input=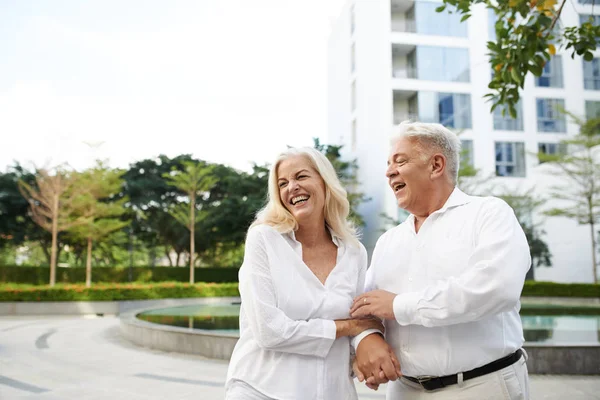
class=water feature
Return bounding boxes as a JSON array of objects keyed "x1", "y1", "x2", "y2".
[{"x1": 136, "y1": 304, "x2": 600, "y2": 345}]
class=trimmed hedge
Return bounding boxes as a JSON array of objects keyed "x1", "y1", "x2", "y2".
[
  {"x1": 521, "y1": 281, "x2": 600, "y2": 298},
  {"x1": 0, "y1": 266, "x2": 239, "y2": 285},
  {"x1": 0, "y1": 282, "x2": 239, "y2": 302}
]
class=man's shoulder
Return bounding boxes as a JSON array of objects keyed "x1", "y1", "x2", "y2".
[
  {"x1": 459, "y1": 193, "x2": 511, "y2": 212},
  {"x1": 377, "y1": 221, "x2": 410, "y2": 244}
]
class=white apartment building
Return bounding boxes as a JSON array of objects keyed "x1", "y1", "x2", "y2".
[{"x1": 327, "y1": 0, "x2": 600, "y2": 282}]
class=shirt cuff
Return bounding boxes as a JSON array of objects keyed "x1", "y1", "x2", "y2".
[
  {"x1": 393, "y1": 292, "x2": 421, "y2": 326},
  {"x1": 350, "y1": 329, "x2": 382, "y2": 350}
]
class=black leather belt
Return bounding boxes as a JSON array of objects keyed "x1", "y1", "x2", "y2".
[{"x1": 403, "y1": 349, "x2": 523, "y2": 391}]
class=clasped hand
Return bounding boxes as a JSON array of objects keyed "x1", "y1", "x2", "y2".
[{"x1": 350, "y1": 290, "x2": 401, "y2": 390}]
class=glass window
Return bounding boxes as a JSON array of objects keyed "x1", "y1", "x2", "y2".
[
  {"x1": 580, "y1": 14, "x2": 600, "y2": 26},
  {"x1": 578, "y1": 0, "x2": 596, "y2": 4},
  {"x1": 495, "y1": 142, "x2": 526, "y2": 177},
  {"x1": 583, "y1": 58, "x2": 600, "y2": 90},
  {"x1": 413, "y1": 2, "x2": 467, "y2": 37},
  {"x1": 586, "y1": 101, "x2": 600, "y2": 119},
  {"x1": 538, "y1": 142, "x2": 567, "y2": 163},
  {"x1": 439, "y1": 93, "x2": 472, "y2": 129},
  {"x1": 536, "y1": 98, "x2": 566, "y2": 132},
  {"x1": 409, "y1": 92, "x2": 472, "y2": 129},
  {"x1": 411, "y1": 46, "x2": 470, "y2": 82},
  {"x1": 493, "y1": 101, "x2": 524, "y2": 131},
  {"x1": 461, "y1": 139, "x2": 474, "y2": 167},
  {"x1": 536, "y1": 56, "x2": 563, "y2": 88}
]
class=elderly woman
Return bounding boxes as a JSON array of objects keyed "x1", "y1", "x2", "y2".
[{"x1": 225, "y1": 147, "x2": 389, "y2": 400}]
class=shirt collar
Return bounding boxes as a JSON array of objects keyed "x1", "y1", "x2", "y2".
[
  {"x1": 404, "y1": 187, "x2": 472, "y2": 225},
  {"x1": 435, "y1": 187, "x2": 472, "y2": 214}
]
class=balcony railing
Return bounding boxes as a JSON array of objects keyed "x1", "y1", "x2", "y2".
[
  {"x1": 392, "y1": 67, "x2": 417, "y2": 79},
  {"x1": 394, "y1": 113, "x2": 472, "y2": 129},
  {"x1": 393, "y1": 113, "x2": 421, "y2": 124},
  {"x1": 391, "y1": 19, "x2": 417, "y2": 33}
]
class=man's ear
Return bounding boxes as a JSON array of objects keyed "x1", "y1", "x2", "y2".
[{"x1": 430, "y1": 153, "x2": 446, "y2": 180}]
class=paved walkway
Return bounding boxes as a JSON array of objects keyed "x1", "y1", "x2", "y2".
[{"x1": 1, "y1": 316, "x2": 599, "y2": 400}]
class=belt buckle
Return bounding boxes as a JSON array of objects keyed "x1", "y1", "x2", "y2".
[
  {"x1": 416, "y1": 375, "x2": 435, "y2": 384},
  {"x1": 416, "y1": 375, "x2": 445, "y2": 391}
]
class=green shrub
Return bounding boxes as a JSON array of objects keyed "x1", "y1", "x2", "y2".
[
  {"x1": 522, "y1": 281, "x2": 600, "y2": 298},
  {"x1": 0, "y1": 282, "x2": 239, "y2": 302},
  {"x1": 0, "y1": 266, "x2": 239, "y2": 285}
]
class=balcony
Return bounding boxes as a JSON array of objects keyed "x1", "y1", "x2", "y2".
[
  {"x1": 393, "y1": 90, "x2": 473, "y2": 129},
  {"x1": 391, "y1": 44, "x2": 470, "y2": 83},
  {"x1": 390, "y1": 0, "x2": 467, "y2": 37}
]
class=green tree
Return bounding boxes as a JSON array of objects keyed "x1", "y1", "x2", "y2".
[
  {"x1": 18, "y1": 167, "x2": 89, "y2": 285},
  {"x1": 312, "y1": 138, "x2": 369, "y2": 226},
  {"x1": 438, "y1": 0, "x2": 600, "y2": 116},
  {"x1": 121, "y1": 155, "x2": 196, "y2": 266},
  {"x1": 539, "y1": 115, "x2": 600, "y2": 283},
  {"x1": 496, "y1": 188, "x2": 552, "y2": 279},
  {"x1": 69, "y1": 162, "x2": 130, "y2": 287},
  {"x1": 163, "y1": 161, "x2": 217, "y2": 283}
]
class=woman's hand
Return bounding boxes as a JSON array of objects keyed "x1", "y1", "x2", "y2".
[{"x1": 334, "y1": 317, "x2": 384, "y2": 338}]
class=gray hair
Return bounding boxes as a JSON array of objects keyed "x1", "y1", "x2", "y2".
[{"x1": 390, "y1": 121, "x2": 461, "y2": 184}]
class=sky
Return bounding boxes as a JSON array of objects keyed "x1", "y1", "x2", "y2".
[{"x1": 0, "y1": 0, "x2": 346, "y2": 173}]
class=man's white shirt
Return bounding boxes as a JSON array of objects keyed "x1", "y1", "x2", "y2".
[
  {"x1": 354, "y1": 188, "x2": 531, "y2": 379},
  {"x1": 226, "y1": 224, "x2": 367, "y2": 400}
]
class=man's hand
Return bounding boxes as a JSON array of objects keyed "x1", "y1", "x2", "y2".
[
  {"x1": 352, "y1": 357, "x2": 380, "y2": 391},
  {"x1": 355, "y1": 333, "x2": 401, "y2": 385},
  {"x1": 351, "y1": 290, "x2": 397, "y2": 320}
]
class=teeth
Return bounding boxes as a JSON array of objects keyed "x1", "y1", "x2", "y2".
[
  {"x1": 291, "y1": 195, "x2": 309, "y2": 205},
  {"x1": 394, "y1": 183, "x2": 405, "y2": 191}
]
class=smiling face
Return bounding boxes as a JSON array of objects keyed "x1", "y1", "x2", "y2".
[
  {"x1": 386, "y1": 136, "x2": 436, "y2": 213},
  {"x1": 276, "y1": 155, "x2": 327, "y2": 225}
]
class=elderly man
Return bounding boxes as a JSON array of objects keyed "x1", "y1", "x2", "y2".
[{"x1": 350, "y1": 121, "x2": 531, "y2": 399}]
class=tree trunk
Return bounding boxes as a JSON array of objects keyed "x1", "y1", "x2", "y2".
[
  {"x1": 86, "y1": 236, "x2": 93, "y2": 288},
  {"x1": 164, "y1": 247, "x2": 173, "y2": 267},
  {"x1": 189, "y1": 192, "x2": 195, "y2": 284},
  {"x1": 175, "y1": 252, "x2": 181, "y2": 267},
  {"x1": 591, "y1": 221, "x2": 598, "y2": 283},
  {"x1": 49, "y1": 194, "x2": 59, "y2": 286}
]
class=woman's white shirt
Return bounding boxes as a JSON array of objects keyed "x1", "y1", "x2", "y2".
[{"x1": 225, "y1": 224, "x2": 367, "y2": 400}]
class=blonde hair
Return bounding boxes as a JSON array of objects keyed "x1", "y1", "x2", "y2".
[
  {"x1": 391, "y1": 121, "x2": 461, "y2": 184},
  {"x1": 251, "y1": 147, "x2": 360, "y2": 247}
]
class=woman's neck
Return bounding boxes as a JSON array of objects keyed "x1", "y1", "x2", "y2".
[{"x1": 295, "y1": 220, "x2": 330, "y2": 247}]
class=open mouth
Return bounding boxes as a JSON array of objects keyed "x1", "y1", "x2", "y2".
[
  {"x1": 291, "y1": 195, "x2": 310, "y2": 205},
  {"x1": 393, "y1": 183, "x2": 406, "y2": 192}
]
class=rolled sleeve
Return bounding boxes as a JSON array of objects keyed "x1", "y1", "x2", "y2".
[{"x1": 393, "y1": 292, "x2": 422, "y2": 326}]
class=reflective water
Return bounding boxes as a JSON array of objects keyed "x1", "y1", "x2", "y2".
[
  {"x1": 521, "y1": 315, "x2": 600, "y2": 344},
  {"x1": 136, "y1": 304, "x2": 241, "y2": 335},
  {"x1": 137, "y1": 304, "x2": 600, "y2": 344}
]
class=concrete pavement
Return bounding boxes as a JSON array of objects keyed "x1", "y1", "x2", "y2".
[{"x1": 1, "y1": 316, "x2": 599, "y2": 400}]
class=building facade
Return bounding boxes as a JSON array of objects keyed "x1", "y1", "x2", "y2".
[{"x1": 327, "y1": 0, "x2": 600, "y2": 282}]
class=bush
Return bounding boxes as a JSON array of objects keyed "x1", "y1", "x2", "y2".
[
  {"x1": 0, "y1": 282, "x2": 239, "y2": 302},
  {"x1": 0, "y1": 266, "x2": 239, "y2": 285},
  {"x1": 522, "y1": 281, "x2": 600, "y2": 298}
]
